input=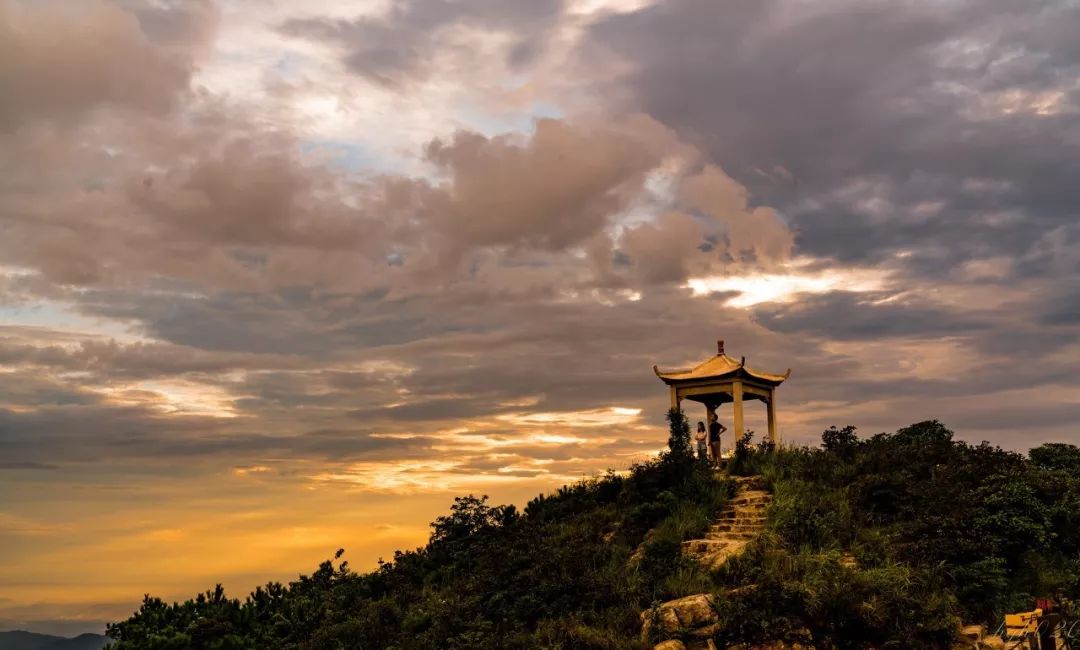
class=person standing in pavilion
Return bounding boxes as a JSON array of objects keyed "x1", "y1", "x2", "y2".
[
  {"x1": 708, "y1": 412, "x2": 727, "y2": 465},
  {"x1": 695, "y1": 421, "x2": 708, "y2": 461}
]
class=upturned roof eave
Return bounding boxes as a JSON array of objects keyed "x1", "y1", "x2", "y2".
[{"x1": 653, "y1": 357, "x2": 791, "y2": 386}]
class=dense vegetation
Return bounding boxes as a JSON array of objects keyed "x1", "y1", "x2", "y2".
[
  {"x1": 107, "y1": 411, "x2": 727, "y2": 649},
  {"x1": 108, "y1": 415, "x2": 1080, "y2": 649},
  {"x1": 713, "y1": 422, "x2": 1080, "y2": 648}
]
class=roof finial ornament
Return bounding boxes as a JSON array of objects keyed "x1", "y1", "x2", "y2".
[{"x1": 717, "y1": 339, "x2": 725, "y2": 355}]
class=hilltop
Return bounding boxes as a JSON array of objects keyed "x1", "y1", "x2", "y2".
[
  {"x1": 0, "y1": 631, "x2": 108, "y2": 650},
  {"x1": 105, "y1": 413, "x2": 1080, "y2": 649}
]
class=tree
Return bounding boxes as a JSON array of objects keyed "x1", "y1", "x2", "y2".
[
  {"x1": 665, "y1": 407, "x2": 693, "y2": 461},
  {"x1": 430, "y1": 494, "x2": 519, "y2": 545},
  {"x1": 822, "y1": 425, "x2": 859, "y2": 457},
  {"x1": 1030, "y1": 443, "x2": 1080, "y2": 474}
]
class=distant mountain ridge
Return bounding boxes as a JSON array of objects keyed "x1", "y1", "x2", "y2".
[{"x1": 0, "y1": 630, "x2": 108, "y2": 650}]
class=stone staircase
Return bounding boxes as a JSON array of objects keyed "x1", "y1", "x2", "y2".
[
  {"x1": 681, "y1": 475, "x2": 771, "y2": 570},
  {"x1": 642, "y1": 475, "x2": 773, "y2": 650}
]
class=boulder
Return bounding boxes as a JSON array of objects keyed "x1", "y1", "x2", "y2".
[
  {"x1": 952, "y1": 624, "x2": 984, "y2": 649},
  {"x1": 980, "y1": 636, "x2": 1005, "y2": 650},
  {"x1": 641, "y1": 594, "x2": 719, "y2": 640}
]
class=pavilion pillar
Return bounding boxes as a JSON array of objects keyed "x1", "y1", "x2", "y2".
[
  {"x1": 732, "y1": 380, "x2": 744, "y2": 440},
  {"x1": 767, "y1": 388, "x2": 778, "y2": 446},
  {"x1": 670, "y1": 386, "x2": 680, "y2": 411}
]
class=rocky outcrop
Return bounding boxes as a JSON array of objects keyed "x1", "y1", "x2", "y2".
[
  {"x1": 640, "y1": 593, "x2": 724, "y2": 650},
  {"x1": 641, "y1": 594, "x2": 720, "y2": 641},
  {"x1": 953, "y1": 624, "x2": 1006, "y2": 650},
  {"x1": 981, "y1": 637, "x2": 1006, "y2": 650},
  {"x1": 681, "y1": 475, "x2": 771, "y2": 570}
]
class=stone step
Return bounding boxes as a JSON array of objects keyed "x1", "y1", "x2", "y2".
[
  {"x1": 713, "y1": 522, "x2": 766, "y2": 531},
  {"x1": 705, "y1": 530, "x2": 757, "y2": 541},
  {"x1": 723, "y1": 499, "x2": 769, "y2": 508},
  {"x1": 733, "y1": 476, "x2": 765, "y2": 490},
  {"x1": 712, "y1": 518, "x2": 764, "y2": 529},
  {"x1": 725, "y1": 496, "x2": 768, "y2": 505},
  {"x1": 727, "y1": 505, "x2": 769, "y2": 514},
  {"x1": 681, "y1": 538, "x2": 735, "y2": 555},
  {"x1": 717, "y1": 505, "x2": 768, "y2": 516},
  {"x1": 730, "y1": 496, "x2": 771, "y2": 506},
  {"x1": 715, "y1": 515, "x2": 765, "y2": 525},
  {"x1": 717, "y1": 513, "x2": 766, "y2": 521},
  {"x1": 737, "y1": 489, "x2": 771, "y2": 499},
  {"x1": 708, "y1": 531, "x2": 768, "y2": 542},
  {"x1": 724, "y1": 506, "x2": 769, "y2": 515},
  {"x1": 716, "y1": 507, "x2": 767, "y2": 518}
]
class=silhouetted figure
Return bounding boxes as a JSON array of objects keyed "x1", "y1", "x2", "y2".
[{"x1": 708, "y1": 413, "x2": 727, "y2": 465}]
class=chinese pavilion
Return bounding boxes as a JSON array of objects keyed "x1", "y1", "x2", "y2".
[{"x1": 654, "y1": 339, "x2": 791, "y2": 445}]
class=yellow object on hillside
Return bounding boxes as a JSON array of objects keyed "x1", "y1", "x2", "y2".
[{"x1": 1004, "y1": 609, "x2": 1042, "y2": 649}]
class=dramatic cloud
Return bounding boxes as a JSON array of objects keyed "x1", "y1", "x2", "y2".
[
  {"x1": 0, "y1": 0, "x2": 215, "y2": 128},
  {"x1": 1, "y1": 0, "x2": 1078, "y2": 637},
  {"x1": 421, "y1": 117, "x2": 665, "y2": 251},
  {"x1": 585, "y1": 0, "x2": 1080, "y2": 272},
  {"x1": 281, "y1": 0, "x2": 562, "y2": 87}
]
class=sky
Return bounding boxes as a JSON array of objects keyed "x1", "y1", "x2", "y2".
[{"x1": 1, "y1": 0, "x2": 1079, "y2": 637}]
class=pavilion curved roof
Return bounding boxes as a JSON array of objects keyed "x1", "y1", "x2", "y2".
[{"x1": 653, "y1": 342, "x2": 791, "y2": 386}]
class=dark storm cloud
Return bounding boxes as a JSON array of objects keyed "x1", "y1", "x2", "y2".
[
  {"x1": 0, "y1": 396, "x2": 431, "y2": 465},
  {"x1": 939, "y1": 401, "x2": 1080, "y2": 433},
  {"x1": 74, "y1": 288, "x2": 478, "y2": 355},
  {"x1": 584, "y1": 0, "x2": 1080, "y2": 273},
  {"x1": 752, "y1": 291, "x2": 990, "y2": 340},
  {"x1": 0, "y1": 461, "x2": 59, "y2": 471},
  {"x1": 0, "y1": 328, "x2": 310, "y2": 380},
  {"x1": 0, "y1": 369, "x2": 100, "y2": 408},
  {"x1": 281, "y1": 0, "x2": 562, "y2": 87},
  {"x1": 1039, "y1": 287, "x2": 1080, "y2": 326}
]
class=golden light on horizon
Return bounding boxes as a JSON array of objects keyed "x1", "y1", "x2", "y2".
[
  {"x1": 686, "y1": 263, "x2": 890, "y2": 308},
  {"x1": 306, "y1": 459, "x2": 585, "y2": 493},
  {"x1": 93, "y1": 380, "x2": 242, "y2": 418},
  {"x1": 496, "y1": 406, "x2": 643, "y2": 427}
]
